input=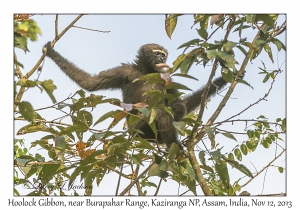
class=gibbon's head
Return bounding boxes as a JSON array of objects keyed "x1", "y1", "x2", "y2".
[{"x1": 135, "y1": 44, "x2": 168, "y2": 73}]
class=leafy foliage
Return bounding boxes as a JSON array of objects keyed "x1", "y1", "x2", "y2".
[{"x1": 14, "y1": 14, "x2": 286, "y2": 196}]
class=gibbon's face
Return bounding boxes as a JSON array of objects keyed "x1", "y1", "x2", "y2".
[
  {"x1": 137, "y1": 44, "x2": 168, "y2": 72},
  {"x1": 152, "y1": 49, "x2": 167, "y2": 65}
]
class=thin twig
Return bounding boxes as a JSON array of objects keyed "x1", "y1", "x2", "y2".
[
  {"x1": 154, "y1": 178, "x2": 162, "y2": 196},
  {"x1": 55, "y1": 15, "x2": 58, "y2": 37},
  {"x1": 115, "y1": 163, "x2": 123, "y2": 195},
  {"x1": 240, "y1": 149, "x2": 285, "y2": 188},
  {"x1": 73, "y1": 25, "x2": 110, "y2": 33},
  {"x1": 119, "y1": 163, "x2": 154, "y2": 196},
  {"x1": 226, "y1": 73, "x2": 279, "y2": 123},
  {"x1": 14, "y1": 117, "x2": 104, "y2": 134}
]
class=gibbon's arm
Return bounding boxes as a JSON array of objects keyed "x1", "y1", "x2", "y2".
[
  {"x1": 44, "y1": 43, "x2": 131, "y2": 91},
  {"x1": 182, "y1": 77, "x2": 228, "y2": 115}
]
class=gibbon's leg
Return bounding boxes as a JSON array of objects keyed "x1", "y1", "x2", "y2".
[
  {"x1": 171, "y1": 103, "x2": 187, "y2": 121},
  {"x1": 155, "y1": 109, "x2": 183, "y2": 150},
  {"x1": 131, "y1": 110, "x2": 183, "y2": 150},
  {"x1": 132, "y1": 119, "x2": 155, "y2": 141}
]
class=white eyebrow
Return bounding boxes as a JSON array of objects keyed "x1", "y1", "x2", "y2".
[{"x1": 152, "y1": 49, "x2": 167, "y2": 54}]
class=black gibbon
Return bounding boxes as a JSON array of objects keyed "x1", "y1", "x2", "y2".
[{"x1": 43, "y1": 42, "x2": 232, "y2": 150}]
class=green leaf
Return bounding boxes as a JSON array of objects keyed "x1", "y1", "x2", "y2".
[
  {"x1": 112, "y1": 136, "x2": 127, "y2": 144},
  {"x1": 204, "y1": 126, "x2": 215, "y2": 148},
  {"x1": 222, "y1": 68, "x2": 234, "y2": 83},
  {"x1": 137, "y1": 107, "x2": 150, "y2": 117},
  {"x1": 159, "y1": 160, "x2": 168, "y2": 171},
  {"x1": 148, "y1": 163, "x2": 169, "y2": 178},
  {"x1": 48, "y1": 149, "x2": 56, "y2": 160},
  {"x1": 179, "y1": 56, "x2": 195, "y2": 74},
  {"x1": 262, "y1": 139, "x2": 271, "y2": 148},
  {"x1": 197, "y1": 28, "x2": 208, "y2": 40},
  {"x1": 54, "y1": 136, "x2": 66, "y2": 150},
  {"x1": 168, "y1": 143, "x2": 180, "y2": 159},
  {"x1": 263, "y1": 73, "x2": 271, "y2": 83},
  {"x1": 171, "y1": 73, "x2": 198, "y2": 81},
  {"x1": 40, "y1": 80, "x2": 57, "y2": 104},
  {"x1": 240, "y1": 144, "x2": 248, "y2": 155},
  {"x1": 237, "y1": 79, "x2": 254, "y2": 89},
  {"x1": 185, "y1": 163, "x2": 195, "y2": 180},
  {"x1": 94, "y1": 110, "x2": 119, "y2": 127},
  {"x1": 247, "y1": 130, "x2": 254, "y2": 138},
  {"x1": 131, "y1": 155, "x2": 143, "y2": 166},
  {"x1": 228, "y1": 187, "x2": 234, "y2": 195},
  {"x1": 264, "y1": 44, "x2": 274, "y2": 63},
  {"x1": 108, "y1": 111, "x2": 128, "y2": 129},
  {"x1": 149, "y1": 108, "x2": 157, "y2": 125},
  {"x1": 134, "y1": 137, "x2": 154, "y2": 150},
  {"x1": 18, "y1": 101, "x2": 36, "y2": 123},
  {"x1": 234, "y1": 163, "x2": 253, "y2": 178},
  {"x1": 246, "y1": 14, "x2": 256, "y2": 25},
  {"x1": 221, "y1": 132, "x2": 237, "y2": 141},
  {"x1": 186, "y1": 179, "x2": 197, "y2": 195},
  {"x1": 148, "y1": 163, "x2": 159, "y2": 175},
  {"x1": 38, "y1": 164, "x2": 61, "y2": 182},
  {"x1": 77, "y1": 89, "x2": 86, "y2": 98},
  {"x1": 210, "y1": 149, "x2": 222, "y2": 162},
  {"x1": 172, "y1": 121, "x2": 186, "y2": 135},
  {"x1": 69, "y1": 166, "x2": 84, "y2": 188},
  {"x1": 246, "y1": 139, "x2": 259, "y2": 152},
  {"x1": 14, "y1": 35, "x2": 29, "y2": 52},
  {"x1": 135, "y1": 73, "x2": 165, "y2": 84},
  {"x1": 154, "y1": 154, "x2": 163, "y2": 164},
  {"x1": 165, "y1": 82, "x2": 192, "y2": 91},
  {"x1": 128, "y1": 115, "x2": 141, "y2": 127},
  {"x1": 80, "y1": 150, "x2": 106, "y2": 166},
  {"x1": 228, "y1": 153, "x2": 235, "y2": 161},
  {"x1": 215, "y1": 161, "x2": 230, "y2": 188},
  {"x1": 77, "y1": 110, "x2": 93, "y2": 127},
  {"x1": 199, "y1": 165, "x2": 214, "y2": 173},
  {"x1": 255, "y1": 130, "x2": 261, "y2": 139},
  {"x1": 157, "y1": 104, "x2": 174, "y2": 118},
  {"x1": 236, "y1": 45, "x2": 247, "y2": 56},
  {"x1": 223, "y1": 41, "x2": 237, "y2": 52},
  {"x1": 15, "y1": 156, "x2": 35, "y2": 166},
  {"x1": 16, "y1": 79, "x2": 37, "y2": 87},
  {"x1": 149, "y1": 121, "x2": 157, "y2": 138},
  {"x1": 206, "y1": 49, "x2": 217, "y2": 59},
  {"x1": 70, "y1": 98, "x2": 84, "y2": 111},
  {"x1": 23, "y1": 165, "x2": 38, "y2": 178},
  {"x1": 217, "y1": 51, "x2": 235, "y2": 68},
  {"x1": 198, "y1": 151, "x2": 205, "y2": 165},
  {"x1": 143, "y1": 89, "x2": 163, "y2": 97},
  {"x1": 59, "y1": 123, "x2": 88, "y2": 135},
  {"x1": 165, "y1": 15, "x2": 178, "y2": 39},
  {"x1": 81, "y1": 165, "x2": 94, "y2": 180},
  {"x1": 177, "y1": 39, "x2": 201, "y2": 49},
  {"x1": 266, "y1": 136, "x2": 272, "y2": 144},
  {"x1": 234, "y1": 148, "x2": 242, "y2": 161},
  {"x1": 172, "y1": 54, "x2": 185, "y2": 71},
  {"x1": 271, "y1": 38, "x2": 286, "y2": 51},
  {"x1": 255, "y1": 14, "x2": 276, "y2": 28},
  {"x1": 199, "y1": 14, "x2": 210, "y2": 30},
  {"x1": 278, "y1": 167, "x2": 284, "y2": 173},
  {"x1": 85, "y1": 171, "x2": 96, "y2": 195}
]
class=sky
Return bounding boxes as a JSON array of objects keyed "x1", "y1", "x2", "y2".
[{"x1": 12, "y1": 14, "x2": 287, "y2": 196}]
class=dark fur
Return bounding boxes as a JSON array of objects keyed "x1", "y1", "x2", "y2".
[{"x1": 44, "y1": 42, "x2": 228, "y2": 149}]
